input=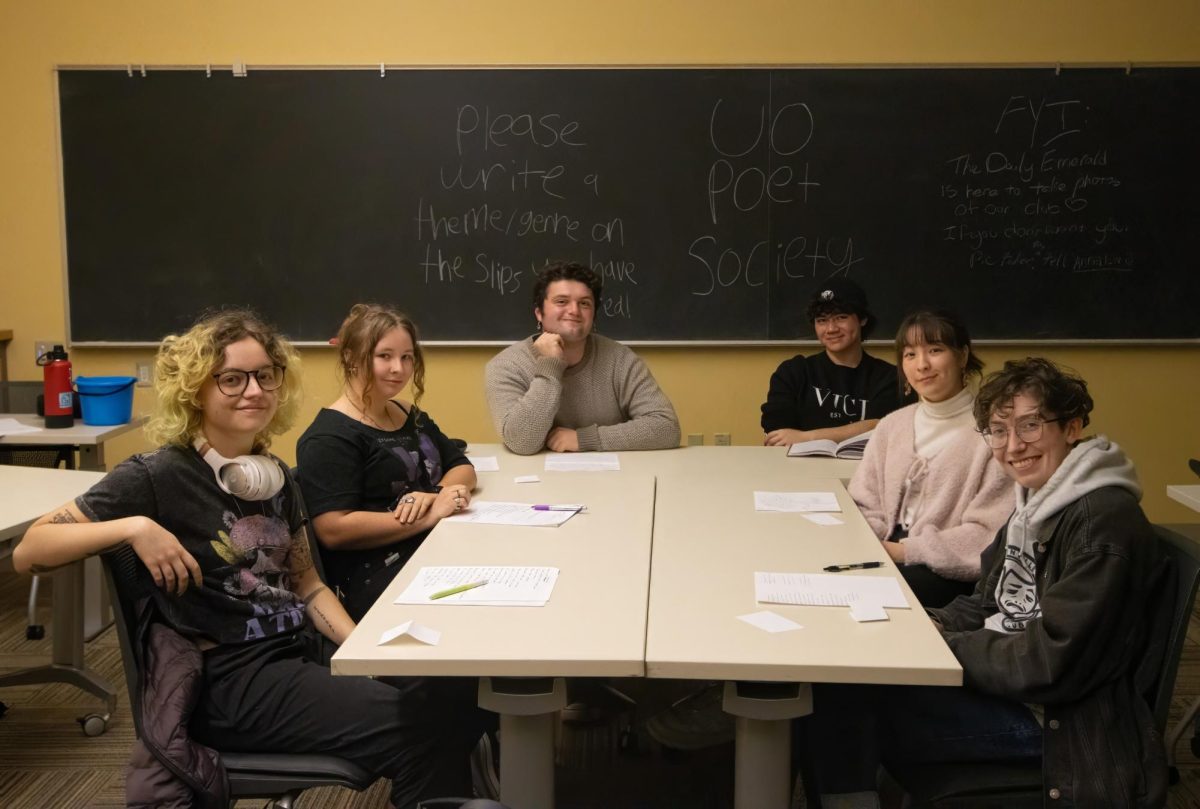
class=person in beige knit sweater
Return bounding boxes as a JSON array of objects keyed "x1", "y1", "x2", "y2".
[
  {"x1": 849, "y1": 310, "x2": 1014, "y2": 607},
  {"x1": 484, "y1": 261, "x2": 680, "y2": 455}
]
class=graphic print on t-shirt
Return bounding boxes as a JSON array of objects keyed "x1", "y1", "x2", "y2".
[
  {"x1": 210, "y1": 509, "x2": 305, "y2": 640},
  {"x1": 985, "y1": 544, "x2": 1041, "y2": 634},
  {"x1": 812, "y1": 386, "x2": 870, "y2": 421},
  {"x1": 388, "y1": 432, "x2": 444, "y2": 501}
]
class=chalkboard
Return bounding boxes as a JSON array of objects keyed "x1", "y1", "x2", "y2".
[{"x1": 57, "y1": 66, "x2": 1200, "y2": 343}]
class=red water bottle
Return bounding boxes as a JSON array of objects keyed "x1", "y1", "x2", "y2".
[{"x1": 39, "y1": 344, "x2": 74, "y2": 428}]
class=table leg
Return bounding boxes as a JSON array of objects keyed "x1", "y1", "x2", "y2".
[
  {"x1": 0, "y1": 561, "x2": 117, "y2": 720},
  {"x1": 722, "y1": 680, "x2": 812, "y2": 809},
  {"x1": 478, "y1": 676, "x2": 567, "y2": 809},
  {"x1": 74, "y1": 446, "x2": 114, "y2": 639}
]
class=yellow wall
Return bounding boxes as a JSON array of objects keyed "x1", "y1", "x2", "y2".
[{"x1": 1, "y1": 1, "x2": 1197, "y2": 522}]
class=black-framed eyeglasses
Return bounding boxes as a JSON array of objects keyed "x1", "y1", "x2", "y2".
[
  {"x1": 979, "y1": 417, "x2": 1066, "y2": 449},
  {"x1": 211, "y1": 365, "x2": 286, "y2": 396}
]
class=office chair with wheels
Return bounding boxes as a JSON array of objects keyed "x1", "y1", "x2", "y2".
[
  {"x1": 103, "y1": 543, "x2": 375, "y2": 809},
  {"x1": 891, "y1": 524, "x2": 1200, "y2": 808}
]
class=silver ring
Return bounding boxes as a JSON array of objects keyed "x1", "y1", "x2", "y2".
[
  {"x1": 402, "y1": 496, "x2": 415, "y2": 504},
  {"x1": 454, "y1": 502, "x2": 462, "y2": 511}
]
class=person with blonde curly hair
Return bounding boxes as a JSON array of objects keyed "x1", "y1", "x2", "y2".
[
  {"x1": 297, "y1": 303, "x2": 476, "y2": 622},
  {"x1": 14, "y1": 309, "x2": 473, "y2": 808}
]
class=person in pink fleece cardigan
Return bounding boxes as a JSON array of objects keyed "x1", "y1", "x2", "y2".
[{"x1": 848, "y1": 310, "x2": 1014, "y2": 606}]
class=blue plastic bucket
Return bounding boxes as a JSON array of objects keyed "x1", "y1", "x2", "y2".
[{"x1": 75, "y1": 376, "x2": 136, "y2": 426}]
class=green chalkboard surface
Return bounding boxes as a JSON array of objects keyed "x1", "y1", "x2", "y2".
[{"x1": 57, "y1": 66, "x2": 1200, "y2": 342}]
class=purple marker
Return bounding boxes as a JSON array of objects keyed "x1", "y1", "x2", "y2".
[{"x1": 532, "y1": 504, "x2": 586, "y2": 512}]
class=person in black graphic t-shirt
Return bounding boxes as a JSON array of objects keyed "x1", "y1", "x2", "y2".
[
  {"x1": 761, "y1": 277, "x2": 911, "y2": 447},
  {"x1": 13, "y1": 310, "x2": 479, "y2": 809}
]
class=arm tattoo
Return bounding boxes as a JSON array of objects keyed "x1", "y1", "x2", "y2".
[
  {"x1": 49, "y1": 509, "x2": 78, "y2": 524},
  {"x1": 288, "y1": 528, "x2": 315, "y2": 577},
  {"x1": 311, "y1": 603, "x2": 335, "y2": 634},
  {"x1": 302, "y1": 585, "x2": 328, "y2": 606}
]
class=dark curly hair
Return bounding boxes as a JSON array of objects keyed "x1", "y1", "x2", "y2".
[
  {"x1": 973, "y1": 357, "x2": 1093, "y2": 431},
  {"x1": 531, "y1": 260, "x2": 603, "y2": 311}
]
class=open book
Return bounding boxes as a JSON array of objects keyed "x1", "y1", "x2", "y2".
[{"x1": 786, "y1": 429, "x2": 873, "y2": 460}]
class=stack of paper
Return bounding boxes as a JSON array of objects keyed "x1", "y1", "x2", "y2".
[
  {"x1": 545, "y1": 452, "x2": 620, "y2": 472},
  {"x1": 753, "y1": 572, "x2": 909, "y2": 609},
  {"x1": 395, "y1": 565, "x2": 559, "y2": 606},
  {"x1": 442, "y1": 501, "x2": 579, "y2": 527},
  {"x1": 753, "y1": 491, "x2": 842, "y2": 512}
]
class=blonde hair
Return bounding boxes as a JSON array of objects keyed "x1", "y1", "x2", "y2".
[
  {"x1": 335, "y1": 303, "x2": 425, "y2": 412},
  {"x1": 145, "y1": 309, "x2": 302, "y2": 450}
]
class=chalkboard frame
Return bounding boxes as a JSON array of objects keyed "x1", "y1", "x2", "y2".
[{"x1": 54, "y1": 62, "x2": 1200, "y2": 347}]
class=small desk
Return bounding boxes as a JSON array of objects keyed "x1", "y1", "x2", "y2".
[
  {"x1": 0, "y1": 412, "x2": 145, "y2": 638},
  {"x1": 334, "y1": 472, "x2": 657, "y2": 809},
  {"x1": 0, "y1": 464, "x2": 116, "y2": 730},
  {"x1": 1168, "y1": 485, "x2": 1200, "y2": 513},
  {"x1": 0, "y1": 412, "x2": 145, "y2": 472}
]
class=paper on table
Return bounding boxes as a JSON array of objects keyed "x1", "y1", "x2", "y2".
[
  {"x1": 849, "y1": 602, "x2": 889, "y2": 622},
  {"x1": 441, "y1": 500, "x2": 578, "y2": 526},
  {"x1": 395, "y1": 565, "x2": 559, "y2": 606},
  {"x1": 754, "y1": 572, "x2": 909, "y2": 609},
  {"x1": 469, "y1": 456, "x2": 500, "y2": 472},
  {"x1": 514, "y1": 475, "x2": 540, "y2": 484},
  {"x1": 754, "y1": 491, "x2": 842, "y2": 512},
  {"x1": 0, "y1": 418, "x2": 43, "y2": 436},
  {"x1": 738, "y1": 610, "x2": 803, "y2": 633},
  {"x1": 378, "y1": 620, "x2": 442, "y2": 645},
  {"x1": 545, "y1": 452, "x2": 620, "y2": 472},
  {"x1": 803, "y1": 513, "x2": 844, "y2": 526}
]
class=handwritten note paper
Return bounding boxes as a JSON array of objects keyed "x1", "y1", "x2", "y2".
[
  {"x1": 545, "y1": 452, "x2": 620, "y2": 472},
  {"x1": 442, "y1": 501, "x2": 578, "y2": 527},
  {"x1": 754, "y1": 572, "x2": 909, "y2": 609},
  {"x1": 395, "y1": 566, "x2": 559, "y2": 606},
  {"x1": 803, "y1": 513, "x2": 844, "y2": 526},
  {"x1": 753, "y1": 491, "x2": 842, "y2": 513}
]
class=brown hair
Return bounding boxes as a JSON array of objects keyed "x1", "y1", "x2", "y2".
[
  {"x1": 335, "y1": 303, "x2": 425, "y2": 412},
  {"x1": 974, "y1": 357, "x2": 1093, "y2": 431},
  {"x1": 894, "y1": 309, "x2": 984, "y2": 393}
]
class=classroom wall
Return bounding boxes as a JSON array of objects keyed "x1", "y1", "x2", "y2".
[{"x1": 1, "y1": 1, "x2": 1197, "y2": 522}]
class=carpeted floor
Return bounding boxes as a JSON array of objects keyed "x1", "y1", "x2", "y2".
[{"x1": 4, "y1": 565, "x2": 1200, "y2": 808}]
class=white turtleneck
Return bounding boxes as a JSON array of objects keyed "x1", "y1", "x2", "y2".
[{"x1": 901, "y1": 387, "x2": 977, "y2": 531}]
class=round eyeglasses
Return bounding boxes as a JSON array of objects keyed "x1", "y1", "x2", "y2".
[
  {"x1": 211, "y1": 365, "x2": 286, "y2": 396},
  {"x1": 980, "y1": 417, "x2": 1065, "y2": 449}
]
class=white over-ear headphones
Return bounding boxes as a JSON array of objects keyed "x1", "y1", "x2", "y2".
[{"x1": 193, "y1": 437, "x2": 285, "y2": 501}]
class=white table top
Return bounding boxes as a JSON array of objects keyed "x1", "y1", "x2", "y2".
[
  {"x1": 0, "y1": 412, "x2": 145, "y2": 446},
  {"x1": 646, "y1": 467, "x2": 961, "y2": 686},
  {"x1": 335, "y1": 443, "x2": 959, "y2": 688},
  {"x1": 1168, "y1": 485, "x2": 1200, "y2": 514},
  {"x1": 333, "y1": 472, "x2": 657, "y2": 679},
  {"x1": 0, "y1": 464, "x2": 106, "y2": 543}
]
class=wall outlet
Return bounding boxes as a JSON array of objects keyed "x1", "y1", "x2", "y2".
[
  {"x1": 34, "y1": 340, "x2": 55, "y2": 363},
  {"x1": 714, "y1": 432, "x2": 732, "y2": 446},
  {"x1": 686, "y1": 433, "x2": 704, "y2": 446},
  {"x1": 136, "y1": 362, "x2": 153, "y2": 387}
]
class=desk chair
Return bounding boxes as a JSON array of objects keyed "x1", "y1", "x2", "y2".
[
  {"x1": 890, "y1": 524, "x2": 1200, "y2": 808},
  {"x1": 102, "y1": 544, "x2": 375, "y2": 809}
]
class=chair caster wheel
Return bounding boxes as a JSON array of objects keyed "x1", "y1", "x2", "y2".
[
  {"x1": 79, "y1": 713, "x2": 109, "y2": 736},
  {"x1": 25, "y1": 625, "x2": 45, "y2": 640}
]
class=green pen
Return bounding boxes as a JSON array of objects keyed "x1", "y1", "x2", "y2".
[{"x1": 429, "y1": 579, "x2": 489, "y2": 600}]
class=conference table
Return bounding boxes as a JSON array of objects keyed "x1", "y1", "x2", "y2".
[
  {"x1": 0, "y1": 464, "x2": 115, "y2": 732},
  {"x1": 333, "y1": 444, "x2": 961, "y2": 809}
]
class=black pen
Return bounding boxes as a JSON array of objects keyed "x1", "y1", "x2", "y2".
[{"x1": 824, "y1": 561, "x2": 883, "y2": 572}]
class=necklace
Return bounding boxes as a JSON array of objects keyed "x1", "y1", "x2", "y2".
[{"x1": 346, "y1": 395, "x2": 393, "y2": 431}]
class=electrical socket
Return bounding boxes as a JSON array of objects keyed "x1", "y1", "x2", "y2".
[
  {"x1": 136, "y1": 362, "x2": 153, "y2": 387},
  {"x1": 34, "y1": 340, "x2": 55, "y2": 363},
  {"x1": 686, "y1": 433, "x2": 704, "y2": 446},
  {"x1": 714, "y1": 432, "x2": 732, "y2": 446}
]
